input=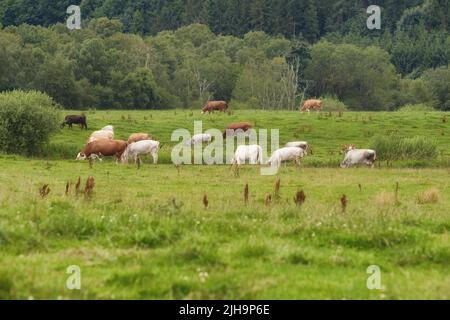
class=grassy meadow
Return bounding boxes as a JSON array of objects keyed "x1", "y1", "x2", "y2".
[
  {"x1": 46, "y1": 110, "x2": 450, "y2": 167},
  {"x1": 0, "y1": 110, "x2": 449, "y2": 299}
]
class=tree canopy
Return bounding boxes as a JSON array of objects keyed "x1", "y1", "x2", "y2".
[{"x1": 0, "y1": 0, "x2": 448, "y2": 110}]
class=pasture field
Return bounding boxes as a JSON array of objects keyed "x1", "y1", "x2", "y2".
[
  {"x1": 47, "y1": 110, "x2": 450, "y2": 167},
  {"x1": 0, "y1": 110, "x2": 449, "y2": 300}
]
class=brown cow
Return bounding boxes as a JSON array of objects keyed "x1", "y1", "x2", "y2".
[
  {"x1": 202, "y1": 101, "x2": 228, "y2": 114},
  {"x1": 223, "y1": 122, "x2": 254, "y2": 138},
  {"x1": 301, "y1": 99, "x2": 323, "y2": 112},
  {"x1": 76, "y1": 140, "x2": 128, "y2": 163},
  {"x1": 128, "y1": 133, "x2": 152, "y2": 144}
]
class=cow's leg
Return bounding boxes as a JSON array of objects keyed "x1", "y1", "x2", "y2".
[
  {"x1": 295, "y1": 157, "x2": 301, "y2": 168},
  {"x1": 152, "y1": 152, "x2": 158, "y2": 164}
]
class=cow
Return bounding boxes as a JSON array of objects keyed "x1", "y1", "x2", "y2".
[
  {"x1": 88, "y1": 130, "x2": 114, "y2": 143},
  {"x1": 231, "y1": 145, "x2": 263, "y2": 166},
  {"x1": 186, "y1": 133, "x2": 212, "y2": 146},
  {"x1": 61, "y1": 115, "x2": 88, "y2": 130},
  {"x1": 128, "y1": 133, "x2": 152, "y2": 145},
  {"x1": 340, "y1": 145, "x2": 377, "y2": 168},
  {"x1": 285, "y1": 141, "x2": 311, "y2": 155},
  {"x1": 267, "y1": 147, "x2": 307, "y2": 169},
  {"x1": 76, "y1": 140, "x2": 128, "y2": 163},
  {"x1": 202, "y1": 101, "x2": 228, "y2": 114},
  {"x1": 122, "y1": 140, "x2": 160, "y2": 165},
  {"x1": 223, "y1": 122, "x2": 254, "y2": 138},
  {"x1": 101, "y1": 125, "x2": 114, "y2": 132},
  {"x1": 301, "y1": 99, "x2": 323, "y2": 113}
]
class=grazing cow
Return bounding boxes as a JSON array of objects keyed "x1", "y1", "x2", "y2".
[
  {"x1": 102, "y1": 125, "x2": 114, "y2": 132},
  {"x1": 232, "y1": 145, "x2": 263, "y2": 166},
  {"x1": 223, "y1": 122, "x2": 254, "y2": 138},
  {"x1": 76, "y1": 140, "x2": 128, "y2": 162},
  {"x1": 186, "y1": 133, "x2": 212, "y2": 146},
  {"x1": 340, "y1": 145, "x2": 377, "y2": 168},
  {"x1": 202, "y1": 101, "x2": 228, "y2": 114},
  {"x1": 128, "y1": 133, "x2": 151, "y2": 144},
  {"x1": 301, "y1": 99, "x2": 322, "y2": 112},
  {"x1": 122, "y1": 140, "x2": 160, "y2": 165},
  {"x1": 285, "y1": 141, "x2": 311, "y2": 155},
  {"x1": 268, "y1": 147, "x2": 307, "y2": 169},
  {"x1": 88, "y1": 130, "x2": 114, "y2": 143},
  {"x1": 61, "y1": 115, "x2": 88, "y2": 130}
]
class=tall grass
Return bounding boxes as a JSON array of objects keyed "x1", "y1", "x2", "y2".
[
  {"x1": 321, "y1": 96, "x2": 348, "y2": 112},
  {"x1": 397, "y1": 104, "x2": 435, "y2": 112},
  {"x1": 371, "y1": 135, "x2": 438, "y2": 161}
]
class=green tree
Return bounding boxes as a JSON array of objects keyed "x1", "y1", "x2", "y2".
[
  {"x1": 116, "y1": 68, "x2": 159, "y2": 109},
  {"x1": 305, "y1": 41, "x2": 399, "y2": 110},
  {"x1": 422, "y1": 66, "x2": 450, "y2": 110}
]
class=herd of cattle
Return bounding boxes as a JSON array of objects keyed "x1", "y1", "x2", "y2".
[{"x1": 63, "y1": 100, "x2": 377, "y2": 169}]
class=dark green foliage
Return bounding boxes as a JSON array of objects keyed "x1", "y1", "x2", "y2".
[
  {"x1": 0, "y1": 90, "x2": 61, "y2": 156},
  {"x1": 305, "y1": 41, "x2": 399, "y2": 110},
  {"x1": 421, "y1": 66, "x2": 450, "y2": 110},
  {"x1": 0, "y1": 1, "x2": 448, "y2": 110}
]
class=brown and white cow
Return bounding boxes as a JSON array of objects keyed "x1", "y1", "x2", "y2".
[
  {"x1": 76, "y1": 140, "x2": 128, "y2": 163},
  {"x1": 128, "y1": 133, "x2": 152, "y2": 145},
  {"x1": 301, "y1": 99, "x2": 323, "y2": 113},
  {"x1": 223, "y1": 122, "x2": 254, "y2": 138},
  {"x1": 202, "y1": 101, "x2": 228, "y2": 114}
]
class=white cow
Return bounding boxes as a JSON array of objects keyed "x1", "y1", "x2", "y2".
[
  {"x1": 122, "y1": 140, "x2": 160, "y2": 165},
  {"x1": 88, "y1": 130, "x2": 114, "y2": 143},
  {"x1": 101, "y1": 125, "x2": 114, "y2": 132},
  {"x1": 285, "y1": 141, "x2": 309, "y2": 154},
  {"x1": 232, "y1": 145, "x2": 263, "y2": 166},
  {"x1": 268, "y1": 147, "x2": 307, "y2": 169},
  {"x1": 186, "y1": 134, "x2": 212, "y2": 146},
  {"x1": 341, "y1": 146, "x2": 376, "y2": 168}
]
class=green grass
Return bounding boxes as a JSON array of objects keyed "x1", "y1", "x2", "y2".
[
  {"x1": 45, "y1": 110, "x2": 450, "y2": 167},
  {"x1": 0, "y1": 110, "x2": 449, "y2": 299}
]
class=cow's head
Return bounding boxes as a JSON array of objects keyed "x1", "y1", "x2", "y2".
[
  {"x1": 76, "y1": 152, "x2": 87, "y2": 161},
  {"x1": 341, "y1": 144, "x2": 356, "y2": 154}
]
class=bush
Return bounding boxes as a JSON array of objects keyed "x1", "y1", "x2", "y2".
[
  {"x1": 397, "y1": 103, "x2": 435, "y2": 112},
  {"x1": 371, "y1": 135, "x2": 438, "y2": 161},
  {"x1": 0, "y1": 90, "x2": 60, "y2": 156},
  {"x1": 321, "y1": 96, "x2": 348, "y2": 112}
]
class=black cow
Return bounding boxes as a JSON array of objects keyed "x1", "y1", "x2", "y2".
[{"x1": 61, "y1": 115, "x2": 88, "y2": 130}]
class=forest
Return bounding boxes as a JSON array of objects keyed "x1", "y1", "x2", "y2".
[{"x1": 0, "y1": 0, "x2": 448, "y2": 110}]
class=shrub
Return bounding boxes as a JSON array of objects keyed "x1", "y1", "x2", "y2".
[
  {"x1": 371, "y1": 135, "x2": 438, "y2": 161},
  {"x1": 0, "y1": 90, "x2": 60, "y2": 156},
  {"x1": 321, "y1": 96, "x2": 348, "y2": 112},
  {"x1": 397, "y1": 103, "x2": 435, "y2": 112}
]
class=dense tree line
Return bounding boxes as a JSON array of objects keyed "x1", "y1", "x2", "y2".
[{"x1": 0, "y1": 0, "x2": 448, "y2": 110}]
